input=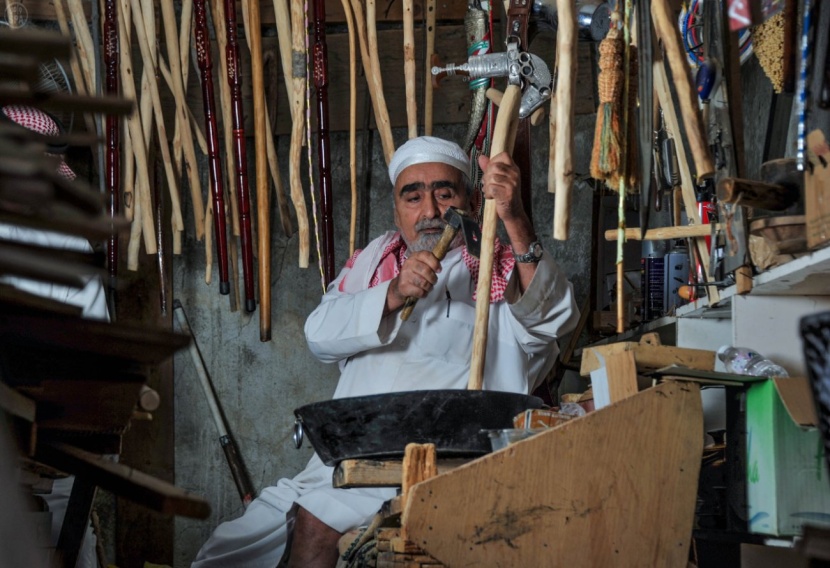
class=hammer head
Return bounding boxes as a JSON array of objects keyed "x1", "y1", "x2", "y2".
[{"x1": 443, "y1": 207, "x2": 481, "y2": 258}]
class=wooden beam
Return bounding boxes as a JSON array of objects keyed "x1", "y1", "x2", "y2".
[
  {"x1": 36, "y1": 441, "x2": 211, "y2": 519},
  {"x1": 604, "y1": 223, "x2": 722, "y2": 241},
  {"x1": 333, "y1": 457, "x2": 471, "y2": 488},
  {"x1": 580, "y1": 342, "x2": 715, "y2": 376}
]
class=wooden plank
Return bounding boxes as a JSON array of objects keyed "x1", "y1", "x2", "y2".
[
  {"x1": 0, "y1": 380, "x2": 35, "y2": 422},
  {"x1": 588, "y1": 350, "x2": 639, "y2": 407},
  {"x1": 604, "y1": 223, "x2": 722, "y2": 241},
  {"x1": 401, "y1": 443, "x2": 437, "y2": 502},
  {"x1": 580, "y1": 342, "x2": 716, "y2": 376},
  {"x1": 402, "y1": 381, "x2": 703, "y2": 567},
  {"x1": 333, "y1": 457, "x2": 471, "y2": 488},
  {"x1": 35, "y1": 441, "x2": 210, "y2": 519}
]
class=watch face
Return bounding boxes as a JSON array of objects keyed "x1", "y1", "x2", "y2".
[{"x1": 532, "y1": 243, "x2": 542, "y2": 257}]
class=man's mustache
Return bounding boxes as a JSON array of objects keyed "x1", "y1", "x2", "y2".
[{"x1": 414, "y1": 218, "x2": 445, "y2": 233}]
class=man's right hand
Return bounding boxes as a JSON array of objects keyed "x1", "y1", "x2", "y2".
[{"x1": 385, "y1": 251, "x2": 443, "y2": 314}]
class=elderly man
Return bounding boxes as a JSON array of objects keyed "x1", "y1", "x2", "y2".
[{"x1": 192, "y1": 136, "x2": 579, "y2": 568}]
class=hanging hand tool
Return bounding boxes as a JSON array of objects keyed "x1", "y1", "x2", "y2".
[
  {"x1": 431, "y1": 40, "x2": 553, "y2": 120},
  {"x1": 459, "y1": 0, "x2": 490, "y2": 153},
  {"x1": 194, "y1": 0, "x2": 230, "y2": 295},
  {"x1": 400, "y1": 207, "x2": 481, "y2": 321},
  {"x1": 174, "y1": 300, "x2": 256, "y2": 507},
  {"x1": 339, "y1": 0, "x2": 358, "y2": 257},
  {"x1": 223, "y1": 0, "x2": 256, "y2": 313},
  {"x1": 312, "y1": 0, "x2": 336, "y2": 286}
]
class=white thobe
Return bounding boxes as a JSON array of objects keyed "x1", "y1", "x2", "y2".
[{"x1": 192, "y1": 232, "x2": 579, "y2": 568}]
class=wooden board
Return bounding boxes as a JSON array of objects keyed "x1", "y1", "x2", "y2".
[
  {"x1": 334, "y1": 457, "x2": 471, "y2": 488},
  {"x1": 403, "y1": 381, "x2": 703, "y2": 567},
  {"x1": 35, "y1": 441, "x2": 211, "y2": 519},
  {"x1": 580, "y1": 341, "x2": 715, "y2": 376}
]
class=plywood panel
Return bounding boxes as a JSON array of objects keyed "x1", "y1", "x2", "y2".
[{"x1": 403, "y1": 381, "x2": 703, "y2": 568}]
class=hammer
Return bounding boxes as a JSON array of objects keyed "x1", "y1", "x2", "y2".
[{"x1": 400, "y1": 207, "x2": 481, "y2": 321}]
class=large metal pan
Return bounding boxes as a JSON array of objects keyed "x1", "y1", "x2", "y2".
[{"x1": 293, "y1": 390, "x2": 543, "y2": 466}]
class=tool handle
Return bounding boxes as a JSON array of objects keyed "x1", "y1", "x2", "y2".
[
  {"x1": 399, "y1": 224, "x2": 458, "y2": 321},
  {"x1": 468, "y1": 84, "x2": 522, "y2": 390},
  {"x1": 221, "y1": 435, "x2": 256, "y2": 507}
]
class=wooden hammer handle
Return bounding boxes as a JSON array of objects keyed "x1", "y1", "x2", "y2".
[
  {"x1": 468, "y1": 84, "x2": 522, "y2": 391},
  {"x1": 399, "y1": 225, "x2": 458, "y2": 321}
]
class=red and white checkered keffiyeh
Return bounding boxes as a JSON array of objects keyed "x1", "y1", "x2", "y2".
[
  {"x1": 341, "y1": 234, "x2": 515, "y2": 303},
  {"x1": 2, "y1": 105, "x2": 75, "y2": 180}
]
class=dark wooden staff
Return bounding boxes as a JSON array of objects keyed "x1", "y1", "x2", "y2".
[
  {"x1": 312, "y1": 0, "x2": 335, "y2": 285},
  {"x1": 104, "y1": 0, "x2": 119, "y2": 317},
  {"x1": 223, "y1": 0, "x2": 256, "y2": 312},
  {"x1": 195, "y1": 0, "x2": 230, "y2": 295}
]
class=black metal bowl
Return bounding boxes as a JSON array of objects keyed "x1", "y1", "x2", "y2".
[{"x1": 293, "y1": 389, "x2": 544, "y2": 466}]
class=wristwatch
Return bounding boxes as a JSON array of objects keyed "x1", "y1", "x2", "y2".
[{"x1": 513, "y1": 241, "x2": 543, "y2": 263}]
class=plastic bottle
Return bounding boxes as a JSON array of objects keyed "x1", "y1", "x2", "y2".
[{"x1": 716, "y1": 345, "x2": 790, "y2": 378}]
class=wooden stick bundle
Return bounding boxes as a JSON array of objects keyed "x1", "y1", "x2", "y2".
[
  {"x1": 129, "y1": 0, "x2": 185, "y2": 249},
  {"x1": 160, "y1": 0, "x2": 205, "y2": 241}
]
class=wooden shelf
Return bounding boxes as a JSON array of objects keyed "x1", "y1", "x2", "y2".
[{"x1": 677, "y1": 245, "x2": 830, "y2": 318}]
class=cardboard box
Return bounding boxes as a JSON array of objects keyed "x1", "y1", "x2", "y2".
[{"x1": 746, "y1": 377, "x2": 830, "y2": 536}]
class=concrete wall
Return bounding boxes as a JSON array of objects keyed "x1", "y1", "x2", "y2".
[{"x1": 171, "y1": 119, "x2": 596, "y2": 566}]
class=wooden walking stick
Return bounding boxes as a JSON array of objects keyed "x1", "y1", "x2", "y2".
[
  {"x1": 104, "y1": 0, "x2": 119, "y2": 312},
  {"x1": 240, "y1": 0, "x2": 293, "y2": 239},
  {"x1": 290, "y1": 0, "x2": 310, "y2": 268},
  {"x1": 130, "y1": 0, "x2": 185, "y2": 249},
  {"x1": 224, "y1": 0, "x2": 257, "y2": 312},
  {"x1": 365, "y1": 0, "x2": 395, "y2": 165},
  {"x1": 424, "y1": 0, "x2": 436, "y2": 135},
  {"x1": 195, "y1": 0, "x2": 230, "y2": 294},
  {"x1": 468, "y1": 84, "x2": 521, "y2": 391},
  {"x1": 247, "y1": 0, "x2": 272, "y2": 338},
  {"x1": 403, "y1": 0, "x2": 417, "y2": 139},
  {"x1": 209, "y1": 0, "x2": 241, "y2": 237},
  {"x1": 312, "y1": 0, "x2": 336, "y2": 285},
  {"x1": 552, "y1": 0, "x2": 576, "y2": 241},
  {"x1": 340, "y1": 0, "x2": 358, "y2": 256},
  {"x1": 272, "y1": 0, "x2": 295, "y2": 109},
  {"x1": 161, "y1": 0, "x2": 205, "y2": 241}
]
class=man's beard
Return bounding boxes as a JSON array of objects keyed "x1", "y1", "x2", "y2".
[{"x1": 403, "y1": 218, "x2": 465, "y2": 253}]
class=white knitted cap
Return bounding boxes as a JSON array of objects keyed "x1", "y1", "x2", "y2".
[{"x1": 388, "y1": 136, "x2": 470, "y2": 186}]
